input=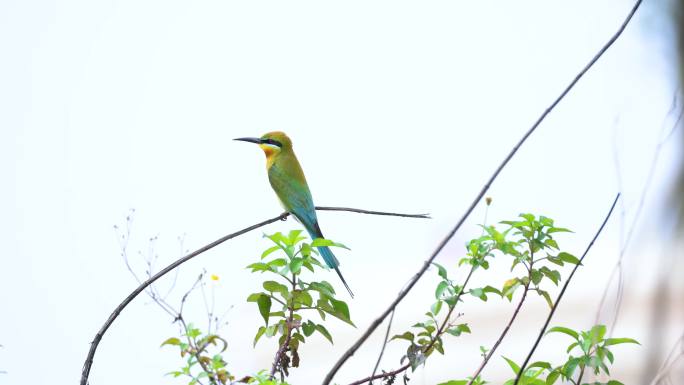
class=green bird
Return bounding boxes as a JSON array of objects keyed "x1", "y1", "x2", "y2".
[{"x1": 235, "y1": 131, "x2": 354, "y2": 298}]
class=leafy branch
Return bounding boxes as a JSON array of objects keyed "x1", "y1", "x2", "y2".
[
  {"x1": 513, "y1": 195, "x2": 620, "y2": 385},
  {"x1": 81, "y1": 206, "x2": 427, "y2": 385}
]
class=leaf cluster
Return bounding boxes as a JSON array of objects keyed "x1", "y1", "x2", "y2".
[
  {"x1": 246, "y1": 230, "x2": 354, "y2": 376},
  {"x1": 499, "y1": 324, "x2": 638, "y2": 385},
  {"x1": 161, "y1": 324, "x2": 231, "y2": 385}
]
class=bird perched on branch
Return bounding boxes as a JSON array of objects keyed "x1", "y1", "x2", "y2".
[{"x1": 235, "y1": 131, "x2": 354, "y2": 298}]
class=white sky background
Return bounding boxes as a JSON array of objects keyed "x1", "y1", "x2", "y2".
[{"x1": 1, "y1": 0, "x2": 683, "y2": 384}]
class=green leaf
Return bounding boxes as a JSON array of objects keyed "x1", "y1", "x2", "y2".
[
  {"x1": 447, "y1": 323, "x2": 471, "y2": 337},
  {"x1": 483, "y1": 285, "x2": 502, "y2": 297},
  {"x1": 537, "y1": 290, "x2": 554, "y2": 309},
  {"x1": 253, "y1": 326, "x2": 266, "y2": 347},
  {"x1": 604, "y1": 337, "x2": 640, "y2": 346},
  {"x1": 435, "y1": 281, "x2": 449, "y2": 300},
  {"x1": 528, "y1": 361, "x2": 551, "y2": 370},
  {"x1": 315, "y1": 324, "x2": 334, "y2": 343},
  {"x1": 431, "y1": 300, "x2": 443, "y2": 316},
  {"x1": 300, "y1": 242, "x2": 312, "y2": 257},
  {"x1": 330, "y1": 297, "x2": 351, "y2": 321},
  {"x1": 309, "y1": 281, "x2": 336, "y2": 297},
  {"x1": 470, "y1": 288, "x2": 487, "y2": 301},
  {"x1": 247, "y1": 292, "x2": 265, "y2": 302},
  {"x1": 186, "y1": 325, "x2": 201, "y2": 339},
  {"x1": 268, "y1": 258, "x2": 287, "y2": 267},
  {"x1": 547, "y1": 256, "x2": 564, "y2": 266},
  {"x1": 433, "y1": 262, "x2": 448, "y2": 280},
  {"x1": 531, "y1": 269, "x2": 543, "y2": 285},
  {"x1": 546, "y1": 326, "x2": 579, "y2": 340},
  {"x1": 263, "y1": 281, "x2": 289, "y2": 298},
  {"x1": 287, "y1": 229, "x2": 304, "y2": 244},
  {"x1": 246, "y1": 262, "x2": 269, "y2": 272},
  {"x1": 261, "y1": 245, "x2": 281, "y2": 259},
  {"x1": 257, "y1": 295, "x2": 272, "y2": 325},
  {"x1": 558, "y1": 252, "x2": 580, "y2": 265},
  {"x1": 407, "y1": 344, "x2": 426, "y2": 371},
  {"x1": 391, "y1": 331, "x2": 415, "y2": 342},
  {"x1": 290, "y1": 257, "x2": 304, "y2": 274},
  {"x1": 302, "y1": 320, "x2": 315, "y2": 337},
  {"x1": 502, "y1": 278, "x2": 521, "y2": 301},
  {"x1": 562, "y1": 357, "x2": 580, "y2": 379},
  {"x1": 502, "y1": 356, "x2": 520, "y2": 374},
  {"x1": 545, "y1": 370, "x2": 560, "y2": 385},
  {"x1": 311, "y1": 238, "x2": 350, "y2": 250},
  {"x1": 548, "y1": 227, "x2": 572, "y2": 234},
  {"x1": 160, "y1": 337, "x2": 181, "y2": 347},
  {"x1": 437, "y1": 381, "x2": 468, "y2": 385},
  {"x1": 540, "y1": 267, "x2": 561, "y2": 286},
  {"x1": 589, "y1": 324, "x2": 607, "y2": 344},
  {"x1": 544, "y1": 238, "x2": 559, "y2": 250}
]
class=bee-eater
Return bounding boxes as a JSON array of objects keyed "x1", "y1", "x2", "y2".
[{"x1": 235, "y1": 131, "x2": 354, "y2": 298}]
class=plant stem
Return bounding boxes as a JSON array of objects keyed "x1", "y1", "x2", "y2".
[
  {"x1": 513, "y1": 194, "x2": 620, "y2": 385},
  {"x1": 270, "y1": 274, "x2": 298, "y2": 379},
  {"x1": 347, "y1": 267, "x2": 476, "y2": 385},
  {"x1": 466, "y1": 267, "x2": 533, "y2": 385},
  {"x1": 178, "y1": 317, "x2": 215, "y2": 385}
]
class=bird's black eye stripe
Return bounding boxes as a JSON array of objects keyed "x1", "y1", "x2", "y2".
[{"x1": 262, "y1": 138, "x2": 283, "y2": 147}]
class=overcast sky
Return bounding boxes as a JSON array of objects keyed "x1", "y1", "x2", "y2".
[{"x1": 1, "y1": 1, "x2": 682, "y2": 384}]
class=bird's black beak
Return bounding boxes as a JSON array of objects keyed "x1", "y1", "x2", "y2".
[{"x1": 233, "y1": 137, "x2": 263, "y2": 144}]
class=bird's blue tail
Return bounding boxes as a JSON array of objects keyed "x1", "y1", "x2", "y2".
[{"x1": 317, "y1": 246, "x2": 354, "y2": 298}]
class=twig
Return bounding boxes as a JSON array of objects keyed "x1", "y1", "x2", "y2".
[
  {"x1": 649, "y1": 332, "x2": 684, "y2": 385},
  {"x1": 322, "y1": 0, "x2": 637, "y2": 377},
  {"x1": 512, "y1": 193, "x2": 620, "y2": 385},
  {"x1": 348, "y1": 267, "x2": 476, "y2": 385},
  {"x1": 270, "y1": 274, "x2": 298, "y2": 379},
  {"x1": 466, "y1": 265, "x2": 534, "y2": 385},
  {"x1": 315, "y1": 207, "x2": 429, "y2": 219},
  {"x1": 368, "y1": 309, "x2": 395, "y2": 385},
  {"x1": 596, "y1": 98, "x2": 684, "y2": 333},
  {"x1": 81, "y1": 206, "x2": 426, "y2": 385}
]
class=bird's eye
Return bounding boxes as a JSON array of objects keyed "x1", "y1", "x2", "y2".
[{"x1": 262, "y1": 138, "x2": 282, "y2": 147}]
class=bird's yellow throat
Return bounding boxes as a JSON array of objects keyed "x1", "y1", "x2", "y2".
[{"x1": 259, "y1": 144, "x2": 279, "y2": 168}]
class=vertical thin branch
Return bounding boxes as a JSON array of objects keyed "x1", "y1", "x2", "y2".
[
  {"x1": 347, "y1": 267, "x2": 476, "y2": 385},
  {"x1": 513, "y1": 194, "x2": 620, "y2": 385},
  {"x1": 466, "y1": 262, "x2": 533, "y2": 385},
  {"x1": 270, "y1": 274, "x2": 297, "y2": 379},
  {"x1": 368, "y1": 309, "x2": 395, "y2": 385}
]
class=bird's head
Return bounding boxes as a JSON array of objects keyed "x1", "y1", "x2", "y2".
[{"x1": 234, "y1": 131, "x2": 292, "y2": 158}]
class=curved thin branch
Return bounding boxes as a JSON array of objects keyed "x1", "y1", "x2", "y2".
[
  {"x1": 80, "y1": 206, "x2": 427, "y2": 385},
  {"x1": 322, "y1": 0, "x2": 641, "y2": 381},
  {"x1": 349, "y1": 267, "x2": 476, "y2": 385},
  {"x1": 513, "y1": 194, "x2": 620, "y2": 385},
  {"x1": 368, "y1": 309, "x2": 395, "y2": 385},
  {"x1": 466, "y1": 271, "x2": 533, "y2": 385}
]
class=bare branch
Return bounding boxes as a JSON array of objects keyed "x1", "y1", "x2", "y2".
[
  {"x1": 322, "y1": 0, "x2": 642, "y2": 380},
  {"x1": 513, "y1": 194, "x2": 620, "y2": 385},
  {"x1": 348, "y1": 267, "x2": 476, "y2": 385},
  {"x1": 368, "y1": 309, "x2": 395, "y2": 385},
  {"x1": 466, "y1": 267, "x2": 533, "y2": 385},
  {"x1": 316, "y1": 206, "x2": 429, "y2": 219},
  {"x1": 81, "y1": 206, "x2": 426, "y2": 385},
  {"x1": 649, "y1": 332, "x2": 684, "y2": 385}
]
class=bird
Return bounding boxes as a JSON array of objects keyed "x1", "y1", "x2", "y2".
[{"x1": 235, "y1": 131, "x2": 354, "y2": 298}]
